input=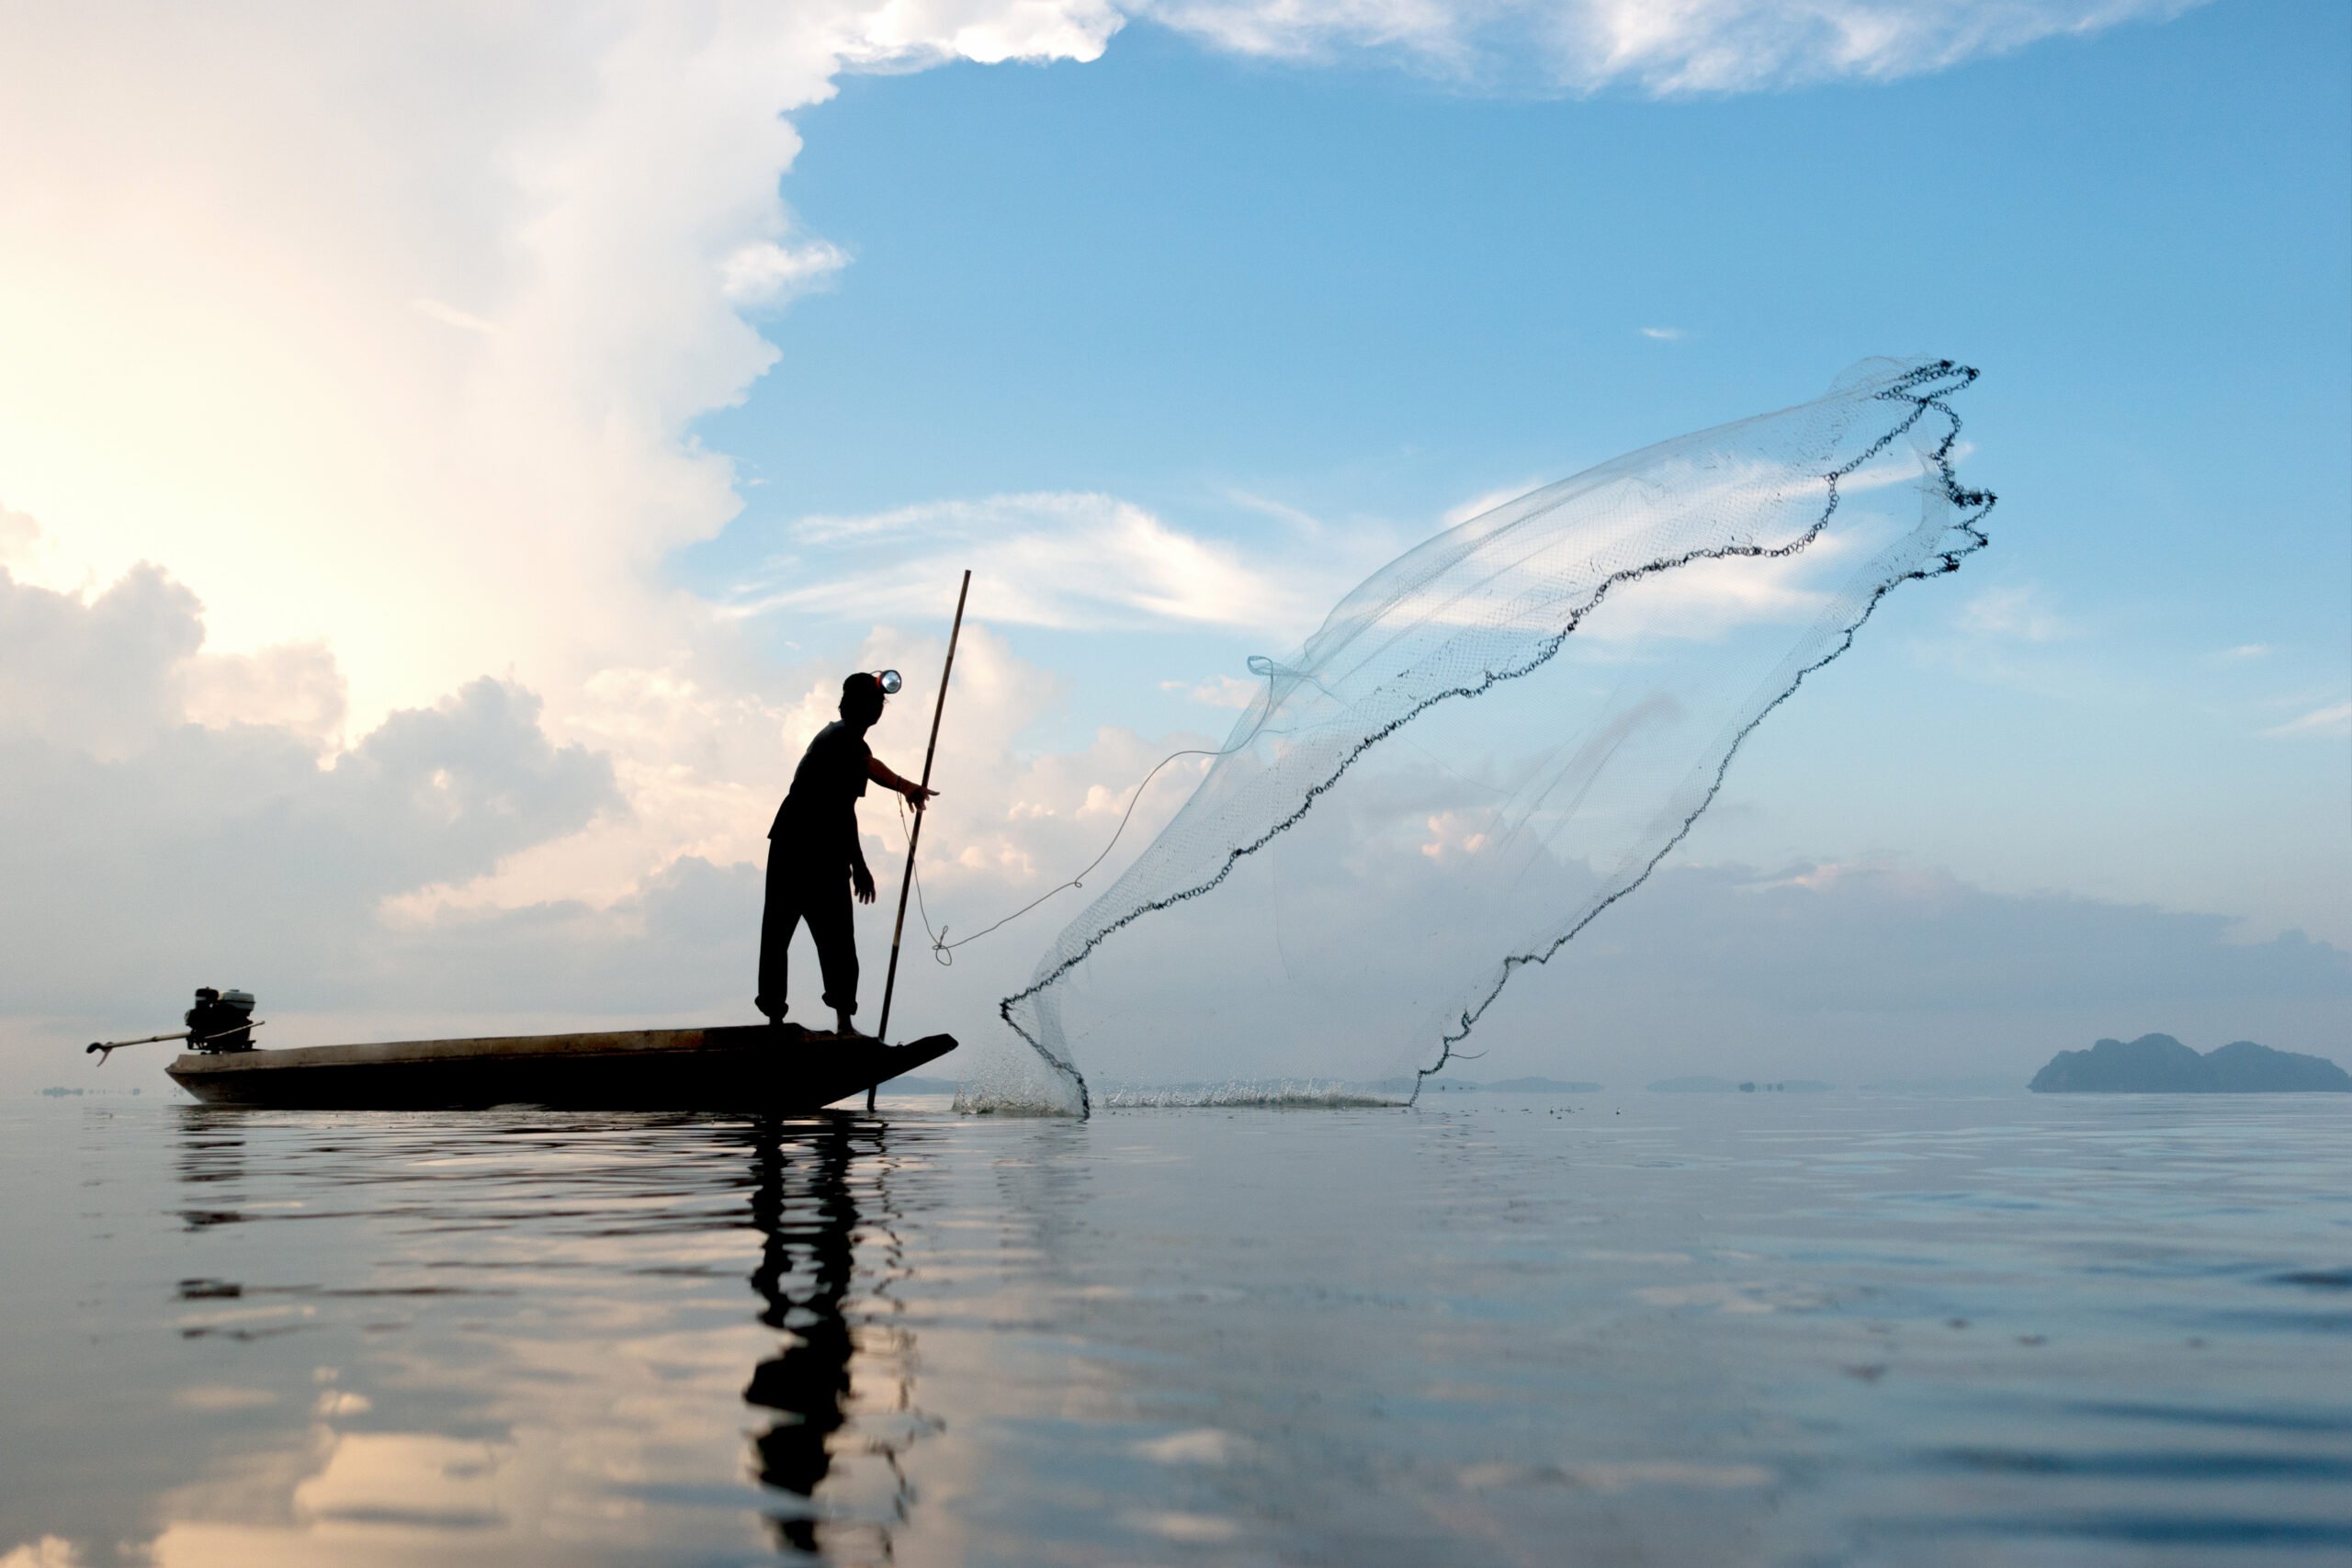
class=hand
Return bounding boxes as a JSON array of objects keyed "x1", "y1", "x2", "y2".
[
  {"x1": 853, "y1": 864, "x2": 876, "y2": 904},
  {"x1": 903, "y1": 782, "x2": 938, "y2": 812}
]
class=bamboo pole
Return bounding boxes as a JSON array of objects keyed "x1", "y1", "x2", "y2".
[{"x1": 871, "y1": 570, "x2": 969, "y2": 1110}]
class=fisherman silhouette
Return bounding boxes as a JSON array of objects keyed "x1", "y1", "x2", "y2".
[{"x1": 759, "y1": 672, "x2": 935, "y2": 1038}]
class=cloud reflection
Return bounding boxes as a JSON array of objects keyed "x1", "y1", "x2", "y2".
[{"x1": 126, "y1": 1110, "x2": 930, "y2": 1565}]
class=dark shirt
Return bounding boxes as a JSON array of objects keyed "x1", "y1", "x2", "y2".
[{"x1": 769, "y1": 720, "x2": 871, "y2": 869}]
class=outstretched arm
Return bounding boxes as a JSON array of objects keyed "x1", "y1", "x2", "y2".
[{"x1": 868, "y1": 756, "x2": 938, "y2": 810}]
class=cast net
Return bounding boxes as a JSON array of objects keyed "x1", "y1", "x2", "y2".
[{"x1": 998, "y1": 359, "x2": 1993, "y2": 1113}]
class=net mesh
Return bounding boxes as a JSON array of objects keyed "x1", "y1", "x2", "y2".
[{"x1": 1000, "y1": 358, "x2": 1993, "y2": 1114}]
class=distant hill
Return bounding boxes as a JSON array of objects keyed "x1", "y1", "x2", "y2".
[
  {"x1": 1479, "y1": 1077, "x2": 1604, "y2": 1093},
  {"x1": 2030, "y1": 1035, "x2": 2351, "y2": 1093}
]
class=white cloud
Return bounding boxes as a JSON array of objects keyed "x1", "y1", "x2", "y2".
[
  {"x1": 178, "y1": 639, "x2": 348, "y2": 749},
  {"x1": 1958, "y1": 581, "x2": 2075, "y2": 642},
  {"x1": 0, "y1": 0, "x2": 2159, "y2": 750},
  {"x1": 1220, "y1": 488, "x2": 1345, "y2": 541},
  {"x1": 2219, "y1": 642, "x2": 2272, "y2": 660},
  {"x1": 734, "y1": 491, "x2": 1340, "y2": 634},
  {"x1": 2264, "y1": 700, "x2": 2351, "y2": 739},
  {"x1": 1419, "y1": 807, "x2": 1493, "y2": 861},
  {"x1": 1638, "y1": 325, "x2": 1685, "y2": 341},
  {"x1": 1442, "y1": 479, "x2": 1546, "y2": 527},
  {"x1": 0, "y1": 1540, "x2": 84, "y2": 1568},
  {"x1": 409, "y1": 298, "x2": 500, "y2": 335},
  {"x1": 0, "y1": 560, "x2": 619, "y2": 1030},
  {"x1": 854, "y1": 0, "x2": 1128, "y2": 64},
  {"x1": 1136, "y1": 0, "x2": 2199, "y2": 90},
  {"x1": 0, "y1": 1, "x2": 1125, "y2": 743},
  {"x1": 719, "y1": 238, "x2": 853, "y2": 304},
  {"x1": 0, "y1": 561, "x2": 202, "y2": 758},
  {"x1": 0, "y1": 503, "x2": 42, "y2": 564},
  {"x1": 1161, "y1": 674, "x2": 1263, "y2": 707}
]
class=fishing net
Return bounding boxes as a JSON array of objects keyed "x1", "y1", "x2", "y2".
[{"x1": 999, "y1": 359, "x2": 1992, "y2": 1113}]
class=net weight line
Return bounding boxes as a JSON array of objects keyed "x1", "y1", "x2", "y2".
[{"x1": 992, "y1": 359, "x2": 1995, "y2": 1116}]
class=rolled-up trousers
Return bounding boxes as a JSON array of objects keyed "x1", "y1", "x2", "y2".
[{"x1": 757, "y1": 844, "x2": 858, "y2": 1021}]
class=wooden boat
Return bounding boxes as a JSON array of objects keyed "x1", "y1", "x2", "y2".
[{"x1": 164, "y1": 1022, "x2": 957, "y2": 1111}]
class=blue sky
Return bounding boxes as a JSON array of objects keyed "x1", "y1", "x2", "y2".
[
  {"x1": 692, "y1": 0, "x2": 2349, "y2": 938},
  {"x1": 0, "y1": 0, "x2": 2345, "y2": 1090}
]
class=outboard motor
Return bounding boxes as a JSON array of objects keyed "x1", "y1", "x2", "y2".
[
  {"x1": 85, "y1": 986, "x2": 264, "y2": 1063},
  {"x1": 185, "y1": 987, "x2": 256, "y2": 1052}
]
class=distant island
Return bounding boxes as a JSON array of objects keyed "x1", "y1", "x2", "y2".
[
  {"x1": 1645, "y1": 1077, "x2": 1832, "y2": 1094},
  {"x1": 2030, "y1": 1035, "x2": 2350, "y2": 1093}
]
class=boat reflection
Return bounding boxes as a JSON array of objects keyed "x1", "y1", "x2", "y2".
[
  {"x1": 742, "y1": 1115, "x2": 935, "y2": 1559},
  {"x1": 153, "y1": 1105, "x2": 936, "y2": 1563}
]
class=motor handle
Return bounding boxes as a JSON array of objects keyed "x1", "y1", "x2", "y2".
[{"x1": 85, "y1": 1019, "x2": 265, "y2": 1064}]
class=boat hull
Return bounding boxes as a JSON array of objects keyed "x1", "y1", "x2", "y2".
[{"x1": 164, "y1": 1024, "x2": 956, "y2": 1111}]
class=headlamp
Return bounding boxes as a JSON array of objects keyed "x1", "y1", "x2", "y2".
[{"x1": 875, "y1": 669, "x2": 903, "y2": 696}]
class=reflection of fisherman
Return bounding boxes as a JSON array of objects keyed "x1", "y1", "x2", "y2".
[
  {"x1": 744, "y1": 1122, "x2": 856, "y2": 1553},
  {"x1": 758, "y1": 672, "x2": 935, "y2": 1037},
  {"x1": 741, "y1": 1118, "x2": 928, "y2": 1555}
]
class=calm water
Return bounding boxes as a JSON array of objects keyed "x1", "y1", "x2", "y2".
[{"x1": 3, "y1": 1090, "x2": 2348, "y2": 1566}]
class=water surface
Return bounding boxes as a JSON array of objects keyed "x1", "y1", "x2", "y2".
[{"x1": 4, "y1": 1090, "x2": 2348, "y2": 1564}]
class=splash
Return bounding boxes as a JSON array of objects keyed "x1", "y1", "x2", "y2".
[{"x1": 1003, "y1": 359, "x2": 1993, "y2": 1114}]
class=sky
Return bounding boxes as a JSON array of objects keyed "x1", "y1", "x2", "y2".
[{"x1": 0, "y1": 0, "x2": 2346, "y2": 1096}]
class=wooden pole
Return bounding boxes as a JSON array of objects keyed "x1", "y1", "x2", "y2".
[{"x1": 871, "y1": 570, "x2": 969, "y2": 1110}]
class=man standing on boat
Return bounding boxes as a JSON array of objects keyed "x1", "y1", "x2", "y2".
[{"x1": 759, "y1": 671, "x2": 936, "y2": 1039}]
